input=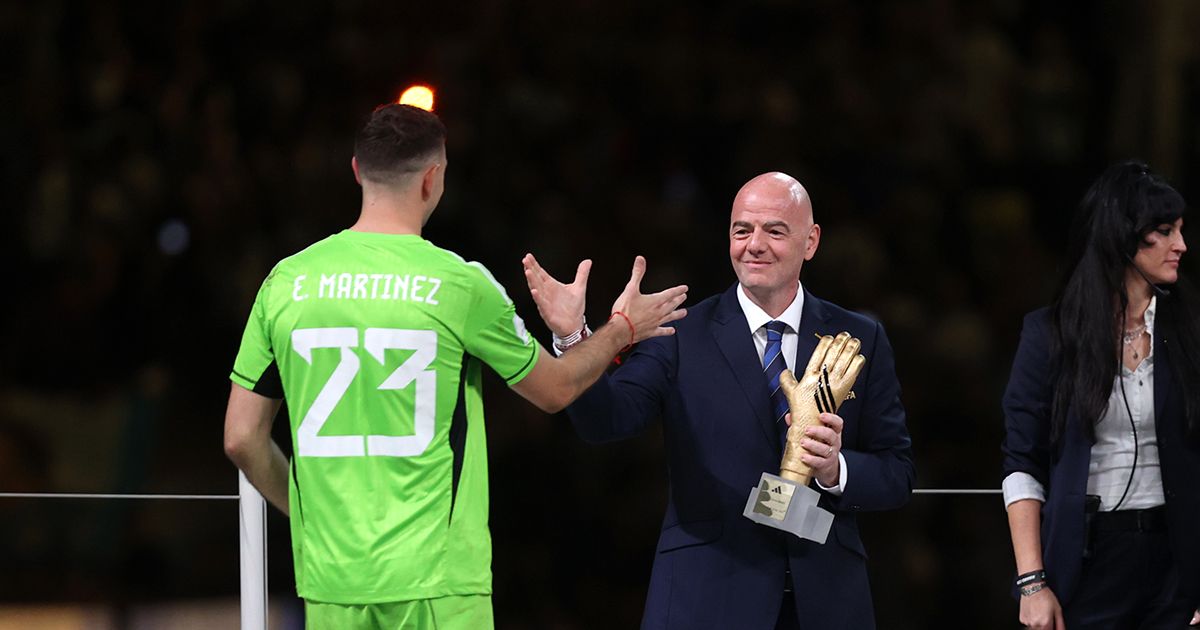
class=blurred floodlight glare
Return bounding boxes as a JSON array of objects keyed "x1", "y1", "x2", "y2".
[{"x1": 398, "y1": 85, "x2": 435, "y2": 111}]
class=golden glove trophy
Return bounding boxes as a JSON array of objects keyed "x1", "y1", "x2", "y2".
[{"x1": 742, "y1": 332, "x2": 865, "y2": 543}]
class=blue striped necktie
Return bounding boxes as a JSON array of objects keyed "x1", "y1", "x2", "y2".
[{"x1": 763, "y1": 320, "x2": 790, "y2": 426}]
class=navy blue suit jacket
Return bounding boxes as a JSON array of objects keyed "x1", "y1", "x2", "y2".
[
  {"x1": 1001, "y1": 307, "x2": 1200, "y2": 606},
  {"x1": 568, "y1": 285, "x2": 914, "y2": 630}
]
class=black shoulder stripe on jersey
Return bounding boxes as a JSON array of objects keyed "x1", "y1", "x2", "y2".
[
  {"x1": 251, "y1": 361, "x2": 285, "y2": 399},
  {"x1": 447, "y1": 354, "x2": 471, "y2": 523}
]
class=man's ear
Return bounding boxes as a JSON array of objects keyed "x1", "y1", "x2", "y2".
[
  {"x1": 804, "y1": 223, "x2": 821, "y2": 261},
  {"x1": 420, "y1": 162, "x2": 439, "y2": 201},
  {"x1": 351, "y1": 156, "x2": 362, "y2": 185}
]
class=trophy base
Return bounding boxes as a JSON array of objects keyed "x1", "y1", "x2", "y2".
[{"x1": 742, "y1": 472, "x2": 833, "y2": 544}]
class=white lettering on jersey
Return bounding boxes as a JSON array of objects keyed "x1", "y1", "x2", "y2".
[
  {"x1": 392, "y1": 275, "x2": 409, "y2": 300},
  {"x1": 424, "y1": 277, "x2": 441, "y2": 305},
  {"x1": 410, "y1": 276, "x2": 425, "y2": 303},
  {"x1": 309, "y1": 272, "x2": 444, "y2": 304},
  {"x1": 293, "y1": 275, "x2": 309, "y2": 301},
  {"x1": 292, "y1": 327, "x2": 437, "y2": 459}
]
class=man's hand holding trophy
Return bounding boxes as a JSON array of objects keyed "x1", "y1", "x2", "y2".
[{"x1": 743, "y1": 332, "x2": 866, "y2": 543}]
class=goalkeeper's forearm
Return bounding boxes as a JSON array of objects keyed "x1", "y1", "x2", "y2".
[
  {"x1": 513, "y1": 321, "x2": 636, "y2": 413},
  {"x1": 230, "y1": 439, "x2": 291, "y2": 516}
]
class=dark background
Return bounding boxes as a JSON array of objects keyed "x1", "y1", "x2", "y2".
[{"x1": 2, "y1": 1, "x2": 1198, "y2": 628}]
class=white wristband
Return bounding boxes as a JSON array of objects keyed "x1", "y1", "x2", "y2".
[{"x1": 552, "y1": 319, "x2": 591, "y2": 353}]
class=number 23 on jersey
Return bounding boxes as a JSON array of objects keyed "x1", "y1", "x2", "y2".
[{"x1": 291, "y1": 327, "x2": 437, "y2": 458}]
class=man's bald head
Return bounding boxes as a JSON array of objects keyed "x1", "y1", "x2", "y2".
[
  {"x1": 731, "y1": 172, "x2": 813, "y2": 224},
  {"x1": 728, "y1": 172, "x2": 820, "y2": 317}
]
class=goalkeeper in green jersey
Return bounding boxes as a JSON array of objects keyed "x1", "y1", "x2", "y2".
[{"x1": 223, "y1": 103, "x2": 688, "y2": 629}]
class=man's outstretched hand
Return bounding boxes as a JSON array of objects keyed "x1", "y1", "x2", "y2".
[
  {"x1": 523, "y1": 253, "x2": 590, "y2": 337},
  {"x1": 609, "y1": 255, "x2": 688, "y2": 344}
]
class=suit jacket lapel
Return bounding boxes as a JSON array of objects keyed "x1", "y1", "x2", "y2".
[
  {"x1": 710, "y1": 285, "x2": 834, "y2": 450},
  {"x1": 795, "y1": 288, "x2": 832, "y2": 377},
  {"x1": 711, "y1": 285, "x2": 778, "y2": 448},
  {"x1": 1155, "y1": 327, "x2": 1172, "y2": 430}
]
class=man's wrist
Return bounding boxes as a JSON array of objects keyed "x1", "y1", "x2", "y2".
[
  {"x1": 552, "y1": 318, "x2": 590, "y2": 353},
  {"x1": 814, "y1": 453, "x2": 846, "y2": 495},
  {"x1": 608, "y1": 311, "x2": 635, "y2": 352}
]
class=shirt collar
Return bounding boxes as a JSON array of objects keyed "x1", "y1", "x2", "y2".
[{"x1": 737, "y1": 282, "x2": 804, "y2": 334}]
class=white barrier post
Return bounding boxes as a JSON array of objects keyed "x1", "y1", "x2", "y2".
[{"x1": 238, "y1": 472, "x2": 268, "y2": 630}]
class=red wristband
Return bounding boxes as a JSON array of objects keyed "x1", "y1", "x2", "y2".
[{"x1": 609, "y1": 311, "x2": 635, "y2": 352}]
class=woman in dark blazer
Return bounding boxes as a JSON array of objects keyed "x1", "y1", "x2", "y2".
[{"x1": 1002, "y1": 161, "x2": 1200, "y2": 629}]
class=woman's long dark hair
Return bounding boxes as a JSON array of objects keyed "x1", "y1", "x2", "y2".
[{"x1": 1049, "y1": 161, "x2": 1200, "y2": 444}]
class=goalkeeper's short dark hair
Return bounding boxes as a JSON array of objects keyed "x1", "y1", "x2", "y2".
[{"x1": 354, "y1": 104, "x2": 446, "y2": 184}]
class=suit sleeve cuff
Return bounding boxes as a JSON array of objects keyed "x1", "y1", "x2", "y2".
[{"x1": 816, "y1": 453, "x2": 848, "y2": 496}]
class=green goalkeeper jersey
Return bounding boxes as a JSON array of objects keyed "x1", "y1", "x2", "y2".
[{"x1": 230, "y1": 230, "x2": 539, "y2": 604}]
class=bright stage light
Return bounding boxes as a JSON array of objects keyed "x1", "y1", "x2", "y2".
[{"x1": 398, "y1": 85, "x2": 435, "y2": 112}]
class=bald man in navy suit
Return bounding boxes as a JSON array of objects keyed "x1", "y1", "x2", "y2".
[{"x1": 523, "y1": 172, "x2": 914, "y2": 629}]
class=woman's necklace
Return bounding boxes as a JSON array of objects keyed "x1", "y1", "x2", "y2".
[{"x1": 1124, "y1": 323, "x2": 1148, "y2": 360}]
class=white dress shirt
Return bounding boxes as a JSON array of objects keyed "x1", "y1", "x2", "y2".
[
  {"x1": 737, "y1": 282, "x2": 848, "y2": 495},
  {"x1": 1003, "y1": 297, "x2": 1165, "y2": 512}
]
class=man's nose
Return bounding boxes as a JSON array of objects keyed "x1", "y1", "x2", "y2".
[{"x1": 747, "y1": 229, "x2": 766, "y2": 251}]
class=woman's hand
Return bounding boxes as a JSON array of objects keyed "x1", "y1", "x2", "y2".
[{"x1": 1019, "y1": 585, "x2": 1064, "y2": 630}]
